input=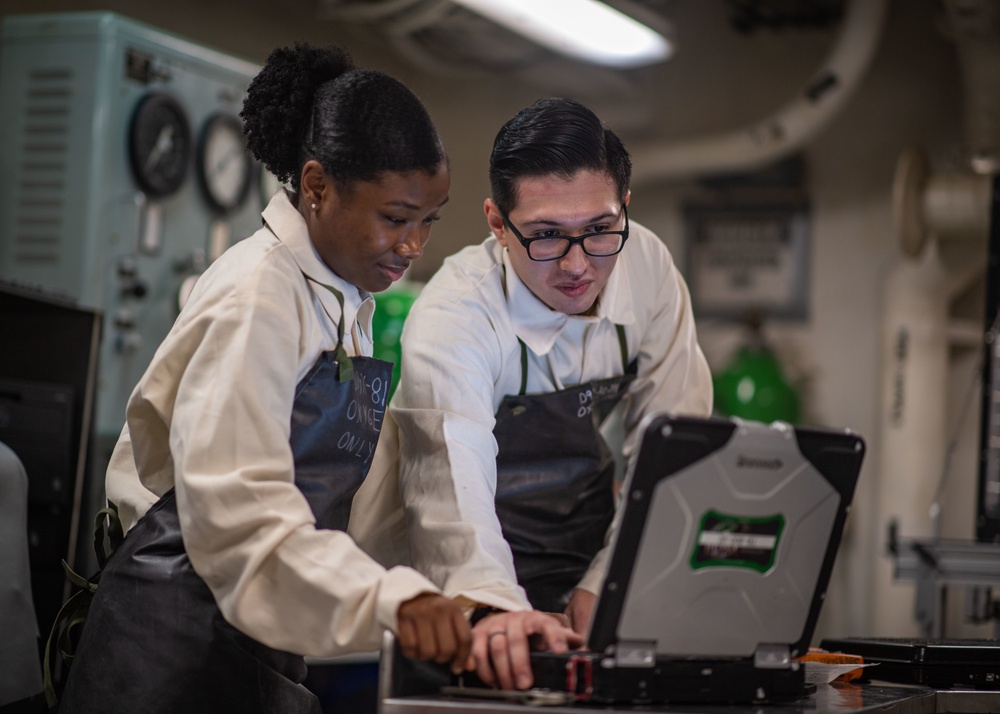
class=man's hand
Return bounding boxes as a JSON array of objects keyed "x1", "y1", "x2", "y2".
[
  {"x1": 565, "y1": 588, "x2": 597, "y2": 635},
  {"x1": 397, "y1": 593, "x2": 472, "y2": 675},
  {"x1": 470, "y1": 610, "x2": 583, "y2": 690}
]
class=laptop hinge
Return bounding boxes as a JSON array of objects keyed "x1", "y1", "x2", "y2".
[
  {"x1": 754, "y1": 643, "x2": 792, "y2": 669},
  {"x1": 614, "y1": 640, "x2": 656, "y2": 668}
]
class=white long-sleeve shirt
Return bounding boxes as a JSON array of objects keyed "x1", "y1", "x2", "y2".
[
  {"x1": 104, "y1": 191, "x2": 439, "y2": 658},
  {"x1": 352, "y1": 222, "x2": 712, "y2": 613}
]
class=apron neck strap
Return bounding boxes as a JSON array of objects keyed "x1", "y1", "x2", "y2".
[
  {"x1": 313, "y1": 279, "x2": 354, "y2": 384},
  {"x1": 517, "y1": 338, "x2": 529, "y2": 396},
  {"x1": 615, "y1": 323, "x2": 629, "y2": 372}
]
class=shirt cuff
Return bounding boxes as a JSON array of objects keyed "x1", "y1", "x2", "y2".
[
  {"x1": 377, "y1": 566, "x2": 444, "y2": 632},
  {"x1": 452, "y1": 587, "x2": 532, "y2": 614}
]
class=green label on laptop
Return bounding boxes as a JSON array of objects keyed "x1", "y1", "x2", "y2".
[{"x1": 690, "y1": 511, "x2": 785, "y2": 573}]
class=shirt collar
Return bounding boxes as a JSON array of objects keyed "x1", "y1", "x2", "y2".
[
  {"x1": 262, "y1": 191, "x2": 375, "y2": 341},
  {"x1": 500, "y1": 243, "x2": 637, "y2": 356}
]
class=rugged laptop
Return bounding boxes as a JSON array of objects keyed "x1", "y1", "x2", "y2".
[{"x1": 526, "y1": 413, "x2": 865, "y2": 704}]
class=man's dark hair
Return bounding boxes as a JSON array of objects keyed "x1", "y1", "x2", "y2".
[
  {"x1": 242, "y1": 43, "x2": 446, "y2": 197},
  {"x1": 489, "y1": 98, "x2": 631, "y2": 214}
]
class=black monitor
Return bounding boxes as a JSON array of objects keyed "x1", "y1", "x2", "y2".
[
  {"x1": 0, "y1": 280, "x2": 101, "y2": 642},
  {"x1": 977, "y1": 177, "x2": 1000, "y2": 543}
]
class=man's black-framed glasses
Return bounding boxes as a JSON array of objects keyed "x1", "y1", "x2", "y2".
[{"x1": 500, "y1": 203, "x2": 630, "y2": 262}]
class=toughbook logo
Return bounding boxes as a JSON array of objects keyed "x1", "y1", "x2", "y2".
[{"x1": 736, "y1": 455, "x2": 783, "y2": 470}]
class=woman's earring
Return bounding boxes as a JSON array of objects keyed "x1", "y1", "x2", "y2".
[{"x1": 310, "y1": 203, "x2": 317, "y2": 210}]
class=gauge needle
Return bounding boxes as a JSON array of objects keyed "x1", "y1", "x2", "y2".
[
  {"x1": 145, "y1": 124, "x2": 175, "y2": 171},
  {"x1": 214, "y1": 148, "x2": 239, "y2": 175}
]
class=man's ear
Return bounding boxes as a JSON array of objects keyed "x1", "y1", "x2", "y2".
[{"x1": 484, "y1": 198, "x2": 508, "y2": 247}]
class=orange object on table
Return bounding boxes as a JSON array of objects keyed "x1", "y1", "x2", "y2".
[{"x1": 797, "y1": 649, "x2": 866, "y2": 682}]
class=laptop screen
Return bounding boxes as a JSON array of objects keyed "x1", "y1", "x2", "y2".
[{"x1": 588, "y1": 414, "x2": 864, "y2": 660}]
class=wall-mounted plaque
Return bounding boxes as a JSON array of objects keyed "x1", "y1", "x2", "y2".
[{"x1": 684, "y1": 203, "x2": 810, "y2": 321}]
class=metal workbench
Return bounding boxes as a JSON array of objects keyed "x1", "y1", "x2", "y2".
[{"x1": 380, "y1": 683, "x2": 998, "y2": 714}]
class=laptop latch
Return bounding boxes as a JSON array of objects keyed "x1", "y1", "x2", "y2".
[
  {"x1": 565, "y1": 654, "x2": 594, "y2": 701},
  {"x1": 614, "y1": 640, "x2": 656, "y2": 668},
  {"x1": 754, "y1": 643, "x2": 792, "y2": 669}
]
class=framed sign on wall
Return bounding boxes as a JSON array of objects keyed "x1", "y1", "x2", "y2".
[{"x1": 684, "y1": 202, "x2": 811, "y2": 321}]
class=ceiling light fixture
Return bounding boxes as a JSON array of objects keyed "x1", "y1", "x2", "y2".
[{"x1": 450, "y1": 0, "x2": 673, "y2": 68}]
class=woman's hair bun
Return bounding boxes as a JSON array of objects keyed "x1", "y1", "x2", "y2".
[{"x1": 242, "y1": 43, "x2": 355, "y2": 185}]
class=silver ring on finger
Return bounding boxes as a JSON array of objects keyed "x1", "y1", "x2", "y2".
[{"x1": 487, "y1": 630, "x2": 508, "y2": 642}]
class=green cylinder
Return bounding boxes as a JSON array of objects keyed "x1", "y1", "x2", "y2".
[
  {"x1": 713, "y1": 344, "x2": 801, "y2": 424},
  {"x1": 371, "y1": 287, "x2": 419, "y2": 402}
]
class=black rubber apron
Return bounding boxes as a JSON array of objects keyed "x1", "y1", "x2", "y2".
[
  {"x1": 59, "y1": 282, "x2": 391, "y2": 714},
  {"x1": 492, "y1": 326, "x2": 636, "y2": 613}
]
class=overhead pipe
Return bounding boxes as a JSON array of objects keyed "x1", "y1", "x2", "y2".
[{"x1": 630, "y1": 0, "x2": 889, "y2": 185}]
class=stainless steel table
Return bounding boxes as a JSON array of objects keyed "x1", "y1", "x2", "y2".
[{"x1": 380, "y1": 682, "x2": 999, "y2": 714}]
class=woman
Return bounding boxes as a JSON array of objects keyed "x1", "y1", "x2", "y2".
[{"x1": 58, "y1": 44, "x2": 468, "y2": 713}]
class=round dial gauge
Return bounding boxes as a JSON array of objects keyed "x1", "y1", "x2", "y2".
[
  {"x1": 197, "y1": 113, "x2": 252, "y2": 214},
  {"x1": 128, "y1": 92, "x2": 192, "y2": 198}
]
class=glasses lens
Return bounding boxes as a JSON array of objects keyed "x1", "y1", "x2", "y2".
[
  {"x1": 583, "y1": 233, "x2": 624, "y2": 256},
  {"x1": 527, "y1": 238, "x2": 570, "y2": 261}
]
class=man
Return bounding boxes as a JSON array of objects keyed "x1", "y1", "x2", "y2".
[{"x1": 353, "y1": 97, "x2": 710, "y2": 690}]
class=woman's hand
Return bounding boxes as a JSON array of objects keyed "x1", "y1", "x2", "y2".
[{"x1": 396, "y1": 593, "x2": 472, "y2": 675}]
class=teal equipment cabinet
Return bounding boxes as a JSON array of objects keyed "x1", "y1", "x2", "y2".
[
  {"x1": 0, "y1": 12, "x2": 261, "y2": 439},
  {"x1": 0, "y1": 12, "x2": 262, "y2": 570}
]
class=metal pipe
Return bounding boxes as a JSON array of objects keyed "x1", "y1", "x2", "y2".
[{"x1": 630, "y1": 0, "x2": 889, "y2": 185}]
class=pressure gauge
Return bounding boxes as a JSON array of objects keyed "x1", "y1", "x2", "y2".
[
  {"x1": 196, "y1": 112, "x2": 252, "y2": 214},
  {"x1": 128, "y1": 92, "x2": 191, "y2": 198}
]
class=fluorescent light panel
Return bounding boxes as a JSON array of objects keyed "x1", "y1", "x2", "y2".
[{"x1": 452, "y1": 0, "x2": 672, "y2": 68}]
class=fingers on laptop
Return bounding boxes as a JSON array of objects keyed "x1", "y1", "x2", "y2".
[{"x1": 471, "y1": 611, "x2": 583, "y2": 690}]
